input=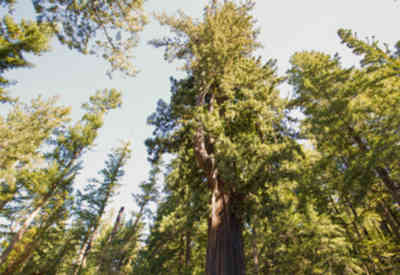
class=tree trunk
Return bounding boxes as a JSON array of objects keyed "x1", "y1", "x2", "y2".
[
  {"x1": 73, "y1": 228, "x2": 97, "y2": 275},
  {"x1": 375, "y1": 167, "x2": 400, "y2": 205},
  {"x1": 0, "y1": 202, "x2": 44, "y2": 265},
  {"x1": 2, "y1": 207, "x2": 63, "y2": 275},
  {"x1": 206, "y1": 181, "x2": 245, "y2": 275},
  {"x1": 110, "y1": 206, "x2": 125, "y2": 242},
  {"x1": 73, "y1": 236, "x2": 90, "y2": 275}
]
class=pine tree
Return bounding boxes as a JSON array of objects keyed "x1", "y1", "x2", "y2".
[
  {"x1": 147, "y1": 1, "x2": 300, "y2": 273},
  {"x1": 288, "y1": 29, "x2": 400, "y2": 272},
  {"x1": 72, "y1": 142, "x2": 131, "y2": 275},
  {"x1": 0, "y1": 97, "x2": 70, "y2": 212},
  {"x1": 0, "y1": 89, "x2": 122, "y2": 272}
]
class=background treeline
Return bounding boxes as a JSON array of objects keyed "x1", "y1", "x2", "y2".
[{"x1": 0, "y1": 0, "x2": 399, "y2": 274}]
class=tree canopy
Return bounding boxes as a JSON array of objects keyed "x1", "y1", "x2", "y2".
[{"x1": 0, "y1": 0, "x2": 399, "y2": 274}]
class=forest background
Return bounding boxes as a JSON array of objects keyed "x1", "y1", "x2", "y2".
[{"x1": 1, "y1": 0, "x2": 400, "y2": 274}]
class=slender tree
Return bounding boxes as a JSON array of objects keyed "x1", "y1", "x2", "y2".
[
  {"x1": 0, "y1": 89, "x2": 122, "y2": 271},
  {"x1": 72, "y1": 142, "x2": 131, "y2": 275}
]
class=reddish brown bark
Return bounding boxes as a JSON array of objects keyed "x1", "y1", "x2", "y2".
[
  {"x1": 194, "y1": 87, "x2": 245, "y2": 274},
  {"x1": 206, "y1": 181, "x2": 245, "y2": 275}
]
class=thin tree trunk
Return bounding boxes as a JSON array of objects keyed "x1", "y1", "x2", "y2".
[
  {"x1": 110, "y1": 206, "x2": 125, "y2": 242},
  {"x1": 98, "y1": 205, "x2": 125, "y2": 272},
  {"x1": 0, "y1": 150, "x2": 81, "y2": 266},
  {"x1": 178, "y1": 235, "x2": 185, "y2": 274},
  {"x1": 206, "y1": 181, "x2": 245, "y2": 275},
  {"x1": 1, "y1": 200, "x2": 65, "y2": 275},
  {"x1": 73, "y1": 228, "x2": 97, "y2": 275},
  {"x1": 0, "y1": 201, "x2": 44, "y2": 265},
  {"x1": 387, "y1": 204, "x2": 400, "y2": 228},
  {"x1": 73, "y1": 235, "x2": 89, "y2": 275},
  {"x1": 112, "y1": 203, "x2": 146, "y2": 274},
  {"x1": 375, "y1": 166, "x2": 400, "y2": 204}
]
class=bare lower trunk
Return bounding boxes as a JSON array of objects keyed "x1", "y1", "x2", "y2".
[{"x1": 206, "y1": 181, "x2": 245, "y2": 275}]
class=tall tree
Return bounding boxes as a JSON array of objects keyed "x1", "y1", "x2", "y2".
[
  {"x1": 72, "y1": 142, "x2": 131, "y2": 275},
  {"x1": 0, "y1": 97, "x2": 70, "y2": 212},
  {"x1": 0, "y1": 89, "x2": 122, "y2": 271},
  {"x1": 288, "y1": 29, "x2": 400, "y2": 272},
  {"x1": 147, "y1": 1, "x2": 300, "y2": 273},
  {"x1": 289, "y1": 29, "x2": 400, "y2": 205}
]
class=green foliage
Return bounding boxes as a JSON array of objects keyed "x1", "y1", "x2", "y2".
[
  {"x1": 71, "y1": 142, "x2": 131, "y2": 275},
  {"x1": 0, "y1": 96, "x2": 70, "y2": 212},
  {"x1": 32, "y1": 0, "x2": 147, "y2": 76},
  {"x1": 146, "y1": 1, "x2": 302, "y2": 273},
  {"x1": 1, "y1": 0, "x2": 146, "y2": 88},
  {"x1": 0, "y1": 15, "x2": 53, "y2": 101},
  {"x1": 1, "y1": 0, "x2": 400, "y2": 274},
  {"x1": 288, "y1": 29, "x2": 400, "y2": 273},
  {"x1": 147, "y1": 0, "x2": 300, "y2": 215},
  {"x1": 0, "y1": 90, "x2": 123, "y2": 273}
]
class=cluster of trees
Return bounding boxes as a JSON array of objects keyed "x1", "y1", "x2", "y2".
[
  {"x1": 0, "y1": 1, "x2": 156, "y2": 274},
  {"x1": 0, "y1": 0, "x2": 399, "y2": 274}
]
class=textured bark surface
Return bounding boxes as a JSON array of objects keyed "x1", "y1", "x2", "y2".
[{"x1": 206, "y1": 182, "x2": 245, "y2": 275}]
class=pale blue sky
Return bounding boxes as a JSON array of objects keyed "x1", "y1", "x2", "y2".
[{"x1": 3, "y1": 0, "x2": 400, "y2": 213}]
